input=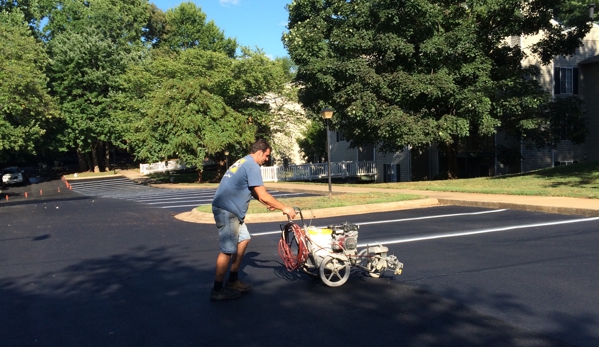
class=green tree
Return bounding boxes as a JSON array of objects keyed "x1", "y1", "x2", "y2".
[
  {"x1": 284, "y1": 0, "x2": 593, "y2": 178},
  {"x1": 114, "y1": 47, "x2": 288, "y2": 181},
  {"x1": 45, "y1": 0, "x2": 150, "y2": 172},
  {"x1": 158, "y1": 2, "x2": 237, "y2": 57},
  {"x1": 0, "y1": 0, "x2": 53, "y2": 33},
  {"x1": 0, "y1": 10, "x2": 58, "y2": 160},
  {"x1": 554, "y1": 0, "x2": 598, "y2": 25},
  {"x1": 143, "y1": 3, "x2": 168, "y2": 47},
  {"x1": 297, "y1": 120, "x2": 325, "y2": 163}
]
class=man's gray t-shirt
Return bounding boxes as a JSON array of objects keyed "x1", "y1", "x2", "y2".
[{"x1": 212, "y1": 154, "x2": 264, "y2": 220}]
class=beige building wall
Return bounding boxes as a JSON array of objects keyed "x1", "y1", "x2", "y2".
[
  {"x1": 375, "y1": 149, "x2": 411, "y2": 182},
  {"x1": 581, "y1": 60, "x2": 599, "y2": 161},
  {"x1": 517, "y1": 23, "x2": 599, "y2": 171},
  {"x1": 329, "y1": 134, "x2": 412, "y2": 182},
  {"x1": 329, "y1": 135, "x2": 357, "y2": 162}
]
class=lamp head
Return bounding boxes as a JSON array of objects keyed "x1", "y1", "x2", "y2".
[{"x1": 320, "y1": 107, "x2": 334, "y2": 119}]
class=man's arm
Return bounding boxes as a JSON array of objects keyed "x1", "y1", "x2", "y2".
[{"x1": 250, "y1": 186, "x2": 296, "y2": 219}]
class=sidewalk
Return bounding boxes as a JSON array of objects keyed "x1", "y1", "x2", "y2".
[{"x1": 160, "y1": 175, "x2": 599, "y2": 224}]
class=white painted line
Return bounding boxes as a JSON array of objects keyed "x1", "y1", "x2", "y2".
[
  {"x1": 355, "y1": 209, "x2": 507, "y2": 226},
  {"x1": 159, "y1": 203, "x2": 211, "y2": 209},
  {"x1": 148, "y1": 199, "x2": 213, "y2": 205},
  {"x1": 138, "y1": 196, "x2": 212, "y2": 203},
  {"x1": 250, "y1": 209, "x2": 508, "y2": 236},
  {"x1": 357, "y1": 217, "x2": 599, "y2": 247},
  {"x1": 132, "y1": 191, "x2": 216, "y2": 200},
  {"x1": 271, "y1": 193, "x2": 308, "y2": 198}
]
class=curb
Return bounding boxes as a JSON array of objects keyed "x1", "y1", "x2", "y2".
[
  {"x1": 63, "y1": 174, "x2": 125, "y2": 181},
  {"x1": 437, "y1": 199, "x2": 599, "y2": 217}
]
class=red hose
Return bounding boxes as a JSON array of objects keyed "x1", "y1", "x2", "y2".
[{"x1": 278, "y1": 222, "x2": 310, "y2": 271}]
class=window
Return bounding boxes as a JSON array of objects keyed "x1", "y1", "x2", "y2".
[
  {"x1": 336, "y1": 131, "x2": 345, "y2": 142},
  {"x1": 554, "y1": 67, "x2": 578, "y2": 95}
]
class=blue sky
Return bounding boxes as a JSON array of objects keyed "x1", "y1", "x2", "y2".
[{"x1": 151, "y1": 0, "x2": 291, "y2": 58}]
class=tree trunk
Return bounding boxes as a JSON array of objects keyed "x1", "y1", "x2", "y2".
[
  {"x1": 214, "y1": 159, "x2": 226, "y2": 181},
  {"x1": 104, "y1": 142, "x2": 110, "y2": 172},
  {"x1": 196, "y1": 169, "x2": 203, "y2": 183},
  {"x1": 446, "y1": 140, "x2": 459, "y2": 179},
  {"x1": 91, "y1": 140, "x2": 100, "y2": 173},
  {"x1": 77, "y1": 145, "x2": 87, "y2": 172}
]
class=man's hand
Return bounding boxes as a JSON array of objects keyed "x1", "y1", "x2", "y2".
[{"x1": 282, "y1": 206, "x2": 296, "y2": 219}]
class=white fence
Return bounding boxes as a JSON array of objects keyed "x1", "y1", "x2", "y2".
[
  {"x1": 140, "y1": 160, "x2": 186, "y2": 175},
  {"x1": 260, "y1": 161, "x2": 377, "y2": 183},
  {"x1": 138, "y1": 159, "x2": 377, "y2": 182}
]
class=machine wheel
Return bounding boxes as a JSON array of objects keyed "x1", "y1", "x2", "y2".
[{"x1": 319, "y1": 256, "x2": 350, "y2": 287}]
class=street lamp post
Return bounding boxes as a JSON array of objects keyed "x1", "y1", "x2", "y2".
[
  {"x1": 321, "y1": 107, "x2": 334, "y2": 199},
  {"x1": 224, "y1": 151, "x2": 229, "y2": 171}
]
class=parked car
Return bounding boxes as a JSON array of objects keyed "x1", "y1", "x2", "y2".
[{"x1": 1, "y1": 166, "x2": 28, "y2": 186}]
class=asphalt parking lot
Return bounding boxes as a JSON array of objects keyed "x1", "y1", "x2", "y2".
[{"x1": 2, "y1": 180, "x2": 597, "y2": 346}]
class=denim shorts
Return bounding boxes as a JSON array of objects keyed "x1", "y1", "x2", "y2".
[{"x1": 213, "y1": 206, "x2": 251, "y2": 254}]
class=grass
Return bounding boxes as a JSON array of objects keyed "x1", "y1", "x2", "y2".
[
  {"x1": 366, "y1": 160, "x2": 599, "y2": 199},
  {"x1": 195, "y1": 192, "x2": 424, "y2": 214}
]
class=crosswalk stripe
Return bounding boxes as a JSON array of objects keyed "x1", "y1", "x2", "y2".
[{"x1": 66, "y1": 176, "x2": 312, "y2": 212}]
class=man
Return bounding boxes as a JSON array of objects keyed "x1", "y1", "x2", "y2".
[{"x1": 210, "y1": 139, "x2": 297, "y2": 301}]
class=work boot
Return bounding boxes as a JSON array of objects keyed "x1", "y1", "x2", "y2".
[
  {"x1": 225, "y1": 279, "x2": 252, "y2": 293},
  {"x1": 210, "y1": 287, "x2": 241, "y2": 301}
]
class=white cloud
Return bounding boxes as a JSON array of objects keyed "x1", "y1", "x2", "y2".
[{"x1": 219, "y1": 0, "x2": 240, "y2": 6}]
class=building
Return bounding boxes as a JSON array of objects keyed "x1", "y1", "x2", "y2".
[{"x1": 505, "y1": 21, "x2": 599, "y2": 174}]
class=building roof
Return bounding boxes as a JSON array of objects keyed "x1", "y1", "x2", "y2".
[{"x1": 578, "y1": 54, "x2": 599, "y2": 65}]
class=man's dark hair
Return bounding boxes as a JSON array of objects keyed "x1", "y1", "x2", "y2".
[{"x1": 250, "y1": 139, "x2": 271, "y2": 154}]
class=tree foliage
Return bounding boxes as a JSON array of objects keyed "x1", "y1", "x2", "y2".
[
  {"x1": 553, "y1": 0, "x2": 598, "y2": 25},
  {"x1": 113, "y1": 47, "x2": 290, "y2": 180},
  {"x1": 285, "y1": 0, "x2": 594, "y2": 178},
  {"x1": 0, "y1": 0, "x2": 305, "y2": 171},
  {"x1": 157, "y1": 2, "x2": 237, "y2": 57},
  {"x1": 297, "y1": 119, "x2": 325, "y2": 162},
  {"x1": 0, "y1": 10, "x2": 58, "y2": 157},
  {"x1": 0, "y1": 0, "x2": 53, "y2": 32},
  {"x1": 45, "y1": 0, "x2": 149, "y2": 171}
]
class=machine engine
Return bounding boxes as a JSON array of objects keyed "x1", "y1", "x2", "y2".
[{"x1": 329, "y1": 222, "x2": 359, "y2": 252}]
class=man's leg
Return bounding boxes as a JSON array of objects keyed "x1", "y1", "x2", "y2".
[
  {"x1": 210, "y1": 207, "x2": 242, "y2": 300},
  {"x1": 226, "y1": 228, "x2": 253, "y2": 292},
  {"x1": 230, "y1": 239, "x2": 249, "y2": 273},
  {"x1": 211, "y1": 252, "x2": 241, "y2": 300},
  {"x1": 214, "y1": 252, "x2": 232, "y2": 282}
]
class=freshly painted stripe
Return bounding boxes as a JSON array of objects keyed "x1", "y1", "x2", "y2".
[{"x1": 357, "y1": 217, "x2": 599, "y2": 247}]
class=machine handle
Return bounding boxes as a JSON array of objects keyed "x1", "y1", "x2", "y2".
[{"x1": 287, "y1": 206, "x2": 305, "y2": 225}]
